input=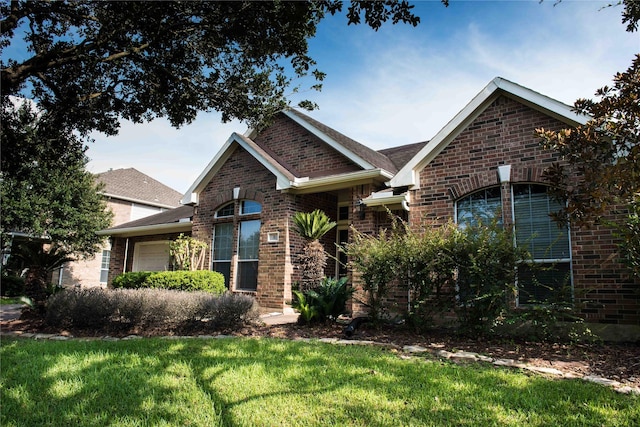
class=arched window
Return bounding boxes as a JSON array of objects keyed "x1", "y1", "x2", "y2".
[
  {"x1": 455, "y1": 186, "x2": 502, "y2": 228},
  {"x1": 455, "y1": 184, "x2": 572, "y2": 305},
  {"x1": 212, "y1": 200, "x2": 262, "y2": 291}
]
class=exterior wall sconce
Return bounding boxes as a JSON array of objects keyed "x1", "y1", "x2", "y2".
[
  {"x1": 497, "y1": 164, "x2": 511, "y2": 184},
  {"x1": 233, "y1": 187, "x2": 240, "y2": 199}
]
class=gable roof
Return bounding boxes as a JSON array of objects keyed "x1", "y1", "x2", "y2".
[
  {"x1": 97, "y1": 205, "x2": 193, "y2": 237},
  {"x1": 284, "y1": 109, "x2": 398, "y2": 173},
  {"x1": 390, "y1": 77, "x2": 589, "y2": 188},
  {"x1": 182, "y1": 110, "x2": 399, "y2": 204},
  {"x1": 97, "y1": 168, "x2": 182, "y2": 209}
]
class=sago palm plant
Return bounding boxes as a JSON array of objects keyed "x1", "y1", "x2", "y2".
[{"x1": 292, "y1": 209, "x2": 336, "y2": 291}]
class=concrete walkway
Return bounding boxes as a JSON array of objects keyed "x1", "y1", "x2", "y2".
[{"x1": 0, "y1": 304, "x2": 23, "y2": 322}]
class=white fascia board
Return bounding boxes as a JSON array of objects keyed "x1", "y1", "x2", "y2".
[
  {"x1": 96, "y1": 221, "x2": 192, "y2": 237},
  {"x1": 288, "y1": 169, "x2": 393, "y2": 193},
  {"x1": 390, "y1": 77, "x2": 590, "y2": 189},
  {"x1": 181, "y1": 133, "x2": 296, "y2": 203},
  {"x1": 283, "y1": 110, "x2": 376, "y2": 170},
  {"x1": 362, "y1": 192, "x2": 408, "y2": 207},
  {"x1": 101, "y1": 193, "x2": 178, "y2": 210},
  {"x1": 181, "y1": 134, "x2": 238, "y2": 205}
]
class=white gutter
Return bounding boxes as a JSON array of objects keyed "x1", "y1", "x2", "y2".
[
  {"x1": 286, "y1": 169, "x2": 394, "y2": 193},
  {"x1": 362, "y1": 192, "x2": 410, "y2": 211},
  {"x1": 96, "y1": 221, "x2": 192, "y2": 238},
  {"x1": 100, "y1": 193, "x2": 179, "y2": 210}
]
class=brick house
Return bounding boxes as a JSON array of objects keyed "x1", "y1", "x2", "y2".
[
  {"x1": 101, "y1": 78, "x2": 639, "y2": 334},
  {"x1": 53, "y1": 168, "x2": 182, "y2": 288}
]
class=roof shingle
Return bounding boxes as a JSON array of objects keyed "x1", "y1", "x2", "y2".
[{"x1": 96, "y1": 168, "x2": 182, "y2": 208}]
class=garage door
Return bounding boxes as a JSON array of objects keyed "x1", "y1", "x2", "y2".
[{"x1": 132, "y1": 241, "x2": 170, "y2": 272}]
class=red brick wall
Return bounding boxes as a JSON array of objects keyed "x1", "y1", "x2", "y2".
[
  {"x1": 255, "y1": 114, "x2": 361, "y2": 177},
  {"x1": 410, "y1": 95, "x2": 639, "y2": 325},
  {"x1": 191, "y1": 143, "x2": 344, "y2": 311}
]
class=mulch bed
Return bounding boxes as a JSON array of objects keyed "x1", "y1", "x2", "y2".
[{"x1": 2, "y1": 310, "x2": 639, "y2": 388}]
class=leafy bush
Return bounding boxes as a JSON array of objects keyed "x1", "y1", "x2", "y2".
[
  {"x1": 144, "y1": 270, "x2": 226, "y2": 294},
  {"x1": 46, "y1": 288, "x2": 258, "y2": 332},
  {"x1": 291, "y1": 277, "x2": 354, "y2": 324},
  {"x1": 452, "y1": 219, "x2": 526, "y2": 334},
  {"x1": 111, "y1": 271, "x2": 154, "y2": 289},
  {"x1": 345, "y1": 226, "x2": 399, "y2": 322},
  {"x1": 1, "y1": 274, "x2": 25, "y2": 297},
  {"x1": 111, "y1": 270, "x2": 225, "y2": 294}
]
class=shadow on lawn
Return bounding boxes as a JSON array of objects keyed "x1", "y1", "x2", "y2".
[{"x1": 1, "y1": 338, "x2": 636, "y2": 426}]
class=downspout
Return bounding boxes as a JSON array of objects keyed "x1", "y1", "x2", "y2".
[{"x1": 123, "y1": 238, "x2": 130, "y2": 272}]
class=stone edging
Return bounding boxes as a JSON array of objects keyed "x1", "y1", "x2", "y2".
[{"x1": 2, "y1": 331, "x2": 638, "y2": 396}]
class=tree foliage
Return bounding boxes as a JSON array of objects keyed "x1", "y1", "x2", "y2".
[
  {"x1": 536, "y1": 55, "x2": 640, "y2": 226},
  {"x1": 536, "y1": 55, "x2": 640, "y2": 275},
  {"x1": 169, "y1": 233, "x2": 208, "y2": 271},
  {"x1": 0, "y1": 100, "x2": 112, "y2": 259},
  {"x1": 0, "y1": 0, "x2": 426, "y2": 135}
]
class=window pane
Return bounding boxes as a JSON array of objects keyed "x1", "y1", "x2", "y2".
[
  {"x1": 513, "y1": 184, "x2": 569, "y2": 259},
  {"x1": 338, "y1": 205, "x2": 349, "y2": 221},
  {"x1": 213, "y1": 223, "x2": 233, "y2": 260},
  {"x1": 241, "y1": 200, "x2": 262, "y2": 215},
  {"x1": 216, "y1": 203, "x2": 234, "y2": 218},
  {"x1": 456, "y1": 187, "x2": 502, "y2": 227},
  {"x1": 100, "y1": 250, "x2": 110, "y2": 283},
  {"x1": 212, "y1": 261, "x2": 231, "y2": 289},
  {"x1": 518, "y1": 262, "x2": 571, "y2": 304},
  {"x1": 237, "y1": 261, "x2": 258, "y2": 291},
  {"x1": 239, "y1": 220, "x2": 260, "y2": 260}
]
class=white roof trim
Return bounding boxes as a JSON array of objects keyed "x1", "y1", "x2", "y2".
[
  {"x1": 362, "y1": 191, "x2": 409, "y2": 209},
  {"x1": 101, "y1": 193, "x2": 178, "y2": 210},
  {"x1": 96, "y1": 221, "x2": 192, "y2": 237},
  {"x1": 283, "y1": 110, "x2": 376, "y2": 170},
  {"x1": 390, "y1": 77, "x2": 589, "y2": 188},
  {"x1": 287, "y1": 169, "x2": 393, "y2": 193},
  {"x1": 181, "y1": 133, "x2": 294, "y2": 205}
]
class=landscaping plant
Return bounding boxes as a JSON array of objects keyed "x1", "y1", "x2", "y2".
[{"x1": 292, "y1": 209, "x2": 336, "y2": 291}]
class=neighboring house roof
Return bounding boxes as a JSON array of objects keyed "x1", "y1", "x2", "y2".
[
  {"x1": 97, "y1": 205, "x2": 193, "y2": 237},
  {"x1": 97, "y1": 168, "x2": 182, "y2": 209},
  {"x1": 390, "y1": 77, "x2": 589, "y2": 188}
]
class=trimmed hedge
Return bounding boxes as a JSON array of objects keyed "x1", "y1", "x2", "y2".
[
  {"x1": 112, "y1": 270, "x2": 226, "y2": 295},
  {"x1": 46, "y1": 288, "x2": 259, "y2": 332},
  {"x1": 111, "y1": 271, "x2": 153, "y2": 289}
]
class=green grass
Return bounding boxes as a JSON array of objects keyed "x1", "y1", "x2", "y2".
[
  {"x1": 0, "y1": 297, "x2": 25, "y2": 305},
  {"x1": 1, "y1": 337, "x2": 637, "y2": 426}
]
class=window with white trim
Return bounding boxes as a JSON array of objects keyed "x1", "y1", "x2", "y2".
[
  {"x1": 455, "y1": 184, "x2": 572, "y2": 305},
  {"x1": 100, "y1": 250, "x2": 111, "y2": 283},
  {"x1": 212, "y1": 200, "x2": 262, "y2": 291},
  {"x1": 513, "y1": 184, "x2": 571, "y2": 304}
]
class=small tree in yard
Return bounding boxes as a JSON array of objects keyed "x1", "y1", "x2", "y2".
[
  {"x1": 537, "y1": 55, "x2": 640, "y2": 277},
  {"x1": 169, "y1": 234, "x2": 208, "y2": 271},
  {"x1": 292, "y1": 209, "x2": 336, "y2": 291}
]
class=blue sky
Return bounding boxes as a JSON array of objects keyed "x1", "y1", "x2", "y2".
[{"x1": 84, "y1": 0, "x2": 639, "y2": 193}]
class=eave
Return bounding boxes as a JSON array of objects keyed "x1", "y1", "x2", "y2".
[
  {"x1": 96, "y1": 221, "x2": 192, "y2": 238},
  {"x1": 285, "y1": 169, "x2": 394, "y2": 194}
]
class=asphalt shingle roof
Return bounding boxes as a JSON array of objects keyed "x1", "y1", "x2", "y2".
[
  {"x1": 106, "y1": 205, "x2": 193, "y2": 231},
  {"x1": 96, "y1": 168, "x2": 182, "y2": 208},
  {"x1": 286, "y1": 109, "x2": 399, "y2": 174}
]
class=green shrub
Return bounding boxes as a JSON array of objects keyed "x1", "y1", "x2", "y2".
[
  {"x1": 144, "y1": 270, "x2": 225, "y2": 294},
  {"x1": 1, "y1": 274, "x2": 25, "y2": 297},
  {"x1": 111, "y1": 270, "x2": 225, "y2": 294},
  {"x1": 46, "y1": 288, "x2": 258, "y2": 332},
  {"x1": 111, "y1": 271, "x2": 154, "y2": 289}
]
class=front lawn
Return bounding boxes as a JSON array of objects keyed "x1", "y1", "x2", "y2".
[{"x1": 1, "y1": 337, "x2": 637, "y2": 426}]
